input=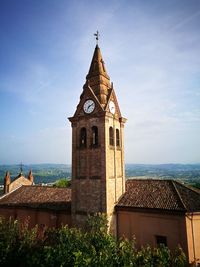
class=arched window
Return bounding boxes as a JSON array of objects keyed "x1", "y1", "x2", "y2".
[
  {"x1": 91, "y1": 126, "x2": 98, "y2": 146},
  {"x1": 116, "y1": 129, "x2": 120, "y2": 147},
  {"x1": 109, "y1": 127, "x2": 114, "y2": 146},
  {"x1": 80, "y1": 128, "x2": 87, "y2": 148}
]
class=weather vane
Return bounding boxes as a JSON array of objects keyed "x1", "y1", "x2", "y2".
[{"x1": 94, "y1": 30, "x2": 100, "y2": 45}]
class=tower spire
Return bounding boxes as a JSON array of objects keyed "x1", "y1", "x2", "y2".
[
  {"x1": 85, "y1": 41, "x2": 111, "y2": 107},
  {"x1": 86, "y1": 45, "x2": 109, "y2": 80},
  {"x1": 28, "y1": 169, "x2": 34, "y2": 184},
  {"x1": 4, "y1": 171, "x2": 11, "y2": 194}
]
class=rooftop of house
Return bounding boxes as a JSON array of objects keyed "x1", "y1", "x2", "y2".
[
  {"x1": 1, "y1": 179, "x2": 199, "y2": 214},
  {"x1": 0, "y1": 185, "x2": 71, "y2": 212},
  {"x1": 116, "y1": 179, "x2": 200, "y2": 213}
]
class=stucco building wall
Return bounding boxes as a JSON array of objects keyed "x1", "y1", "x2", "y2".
[
  {"x1": 185, "y1": 213, "x2": 200, "y2": 265},
  {"x1": 0, "y1": 207, "x2": 71, "y2": 228},
  {"x1": 7, "y1": 176, "x2": 32, "y2": 193},
  {"x1": 117, "y1": 210, "x2": 188, "y2": 255}
]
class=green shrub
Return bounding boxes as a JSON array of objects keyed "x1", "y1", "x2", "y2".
[
  {"x1": 54, "y1": 178, "x2": 71, "y2": 188},
  {"x1": 0, "y1": 214, "x2": 187, "y2": 267}
]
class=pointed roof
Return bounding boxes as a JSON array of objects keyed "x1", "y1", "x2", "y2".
[
  {"x1": 105, "y1": 85, "x2": 122, "y2": 118},
  {"x1": 4, "y1": 171, "x2": 11, "y2": 184},
  {"x1": 86, "y1": 45, "x2": 110, "y2": 80},
  {"x1": 116, "y1": 179, "x2": 200, "y2": 212},
  {"x1": 17, "y1": 172, "x2": 23, "y2": 178},
  {"x1": 69, "y1": 44, "x2": 125, "y2": 117},
  {"x1": 71, "y1": 84, "x2": 104, "y2": 119},
  {"x1": 4, "y1": 172, "x2": 11, "y2": 194},
  {"x1": 28, "y1": 170, "x2": 34, "y2": 183},
  {"x1": 83, "y1": 45, "x2": 111, "y2": 107}
]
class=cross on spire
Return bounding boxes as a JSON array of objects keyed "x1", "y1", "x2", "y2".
[
  {"x1": 20, "y1": 162, "x2": 23, "y2": 174},
  {"x1": 94, "y1": 30, "x2": 99, "y2": 45}
]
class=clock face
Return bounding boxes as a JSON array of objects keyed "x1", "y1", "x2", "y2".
[
  {"x1": 83, "y1": 99, "x2": 95, "y2": 114},
  {"x1": 109, "y1": 101, "x2": 115, "y2": 114}
]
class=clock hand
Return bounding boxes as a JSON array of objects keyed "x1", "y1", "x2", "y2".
[{"x1": 87, "y1": 103, "x2": 94, "y2": 111}]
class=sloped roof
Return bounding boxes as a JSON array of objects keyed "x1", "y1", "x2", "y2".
[
  {"x1": 116, "y1": 179, "x2": 200, "y2": 212},
  {"x1": 0, "y1": 185, "x2": 71, "y2": 211},
  {"x1": 86, "y1": 44, "x2": 110, "y2": 80},
  {"x1": 11, "y1": 172, "x2": 32, "y2": 183}
]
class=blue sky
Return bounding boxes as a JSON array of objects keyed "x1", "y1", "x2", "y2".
[{"x1": 0, "y1": 0, "x2": 200, "y2": 164}]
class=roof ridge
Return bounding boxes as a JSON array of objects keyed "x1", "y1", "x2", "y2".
[
  {"x1": 11, "y1": 174, "x2": 27, "y2": 183},
  {"x1": 119, "y1": 179, "x2": 200, "y2": 212},
  {"x1": 127, "y1": 178, "x2": 172, "y2": 182},
  {"x1": 0, "y1": 185, "x2": 23, "y2": 200},
  {"x1": 174, "y1": 180, "x2": 200, "y2": 196},
  {"x1": 88, "y1": 85, "x2": 104, "y2": 111},
  {"x1": 104, "y1": 86, "x2": 113, "y2": 111},
  {"x1": 116, "y1": 190, "x2": 126, "y2": 204},
  {"x1": 21, "y1": 185, "x2": 71, "y2": 189},
  {"x1": 171, "y1": 180, "x2": 187, "y2": 210}
]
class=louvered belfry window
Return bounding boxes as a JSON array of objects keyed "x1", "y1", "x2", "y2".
[
  {"x1": 116, "y1": 129, "x2": 120, "y2": 147},
  {"x1": 80, "y1": 128, "x2": 87, "y2": 148},
  {"x1": 92, "y1": 126, "x2": 98, "y2": 146},
  {"x1": 109, "y1": 127, "x2": 114, "y2": 146}
]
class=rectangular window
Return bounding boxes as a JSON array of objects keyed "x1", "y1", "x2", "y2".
[{"x1": 155, "y1": 235, "x2": 167, "y2": 247}]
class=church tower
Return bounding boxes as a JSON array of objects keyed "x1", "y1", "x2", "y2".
[{"x1": 68, "y1": 42, "x2": 126, "y2": 232}]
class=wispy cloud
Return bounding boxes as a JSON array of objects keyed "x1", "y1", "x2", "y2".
[
  {"x1": 0, "y1": 0, "x2": 200, "y2": 163},
  {"x1": 168, "y1": 10, "x2": 200, "y2": 32}
]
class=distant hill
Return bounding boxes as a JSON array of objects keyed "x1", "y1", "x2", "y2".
[
  {"x1": 0, "y1": 163, "x2": 200, "y2": 185},
  {"x1": 125, "y1": 164, "x2": 200, "y2": 182}
]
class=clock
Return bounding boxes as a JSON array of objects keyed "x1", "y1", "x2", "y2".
[
  {"x1": 83, "y1": 99, "x2": 95, "y2": 114},
  {"x1": 109, "y1": 101, "x2": 115, "y2": 114}
]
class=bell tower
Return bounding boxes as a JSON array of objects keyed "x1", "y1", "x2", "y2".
[{"x1": 68, "y1": 43, "x2": 126, "y2": 232}]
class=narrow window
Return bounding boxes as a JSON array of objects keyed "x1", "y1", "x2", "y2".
[
  {"x1": 155, "y1": 235, "x2": 167, "y2": 247},
  {"x1": 80, "y1": 128, "x2": 87, "y2": 148},
  {"x1": 116, "y1": 129, "x2": 120, "y2": 147},
  {"x1": 91, "y1": 126, "x2": 98, "y2": 146},
  {"x1": 109, "y1": 127, "x2": 114, "y2": 146}
]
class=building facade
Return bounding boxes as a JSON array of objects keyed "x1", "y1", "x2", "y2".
[
  {"x1": 116, "y1": 179, "x2": 200, "y2": 265},
  {"x1": 0, "y1": 185, "x2": 71, "y2": 228}
]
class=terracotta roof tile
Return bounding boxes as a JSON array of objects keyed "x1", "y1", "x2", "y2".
[
  {"x1": 0, "y1": 186, "x2": 71, "y2": 211},
  {"x1": 116, "y1": 179, "x2": 200, "y2": 212}
]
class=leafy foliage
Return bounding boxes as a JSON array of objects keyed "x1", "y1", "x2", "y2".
[
  {"x1": 0, "y1": 215, "x2": 187, "y2": 267},
  {"x1": 191, "y1": 182, "x2": 200, "y2": 189},
  {"x1": 54, "y1": 178, "x2": 71, "y2": 188}
]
